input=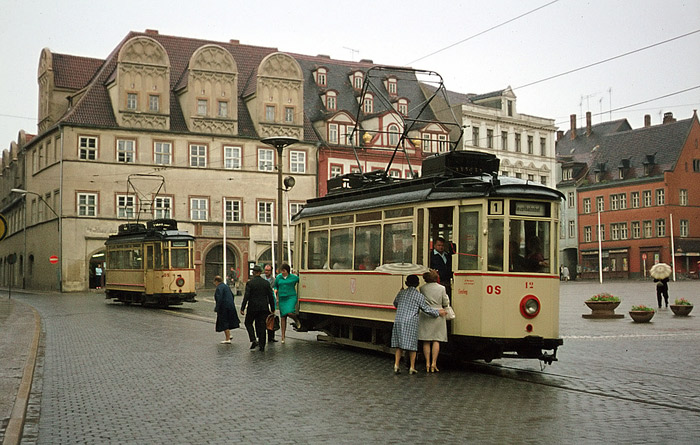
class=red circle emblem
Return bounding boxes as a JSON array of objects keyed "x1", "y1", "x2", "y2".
[{"x1": 49, "y1": 255, "x2": 59, "y2": 264}]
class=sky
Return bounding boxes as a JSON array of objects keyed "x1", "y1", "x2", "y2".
[{"x1": 1, "y1": 0, "x2": 699, "y2": 148}]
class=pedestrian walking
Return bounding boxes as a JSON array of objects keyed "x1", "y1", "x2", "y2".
[
  {"x1": 562, "y1": 265, "x2": 570, "y2": 282},
  {"x1": 213, "y1": 275, "x2": 240, "y2": 344},
  {"x1": 392, "y1": 274, "x2": 445, "y2": 375},
  {"x1": 240, "y1": 265, "x2": 275, "y2": 351},
  {"x1": 650, "y1": 262, "x2": 672, "y2": 309},
  {"x1": 263, "y1": 263, "x2": 278, "y2": 343},
  {"x1": 273, "y1": 263, "x2": 302, "y2": 343},
  {"x1": 418, "y1": 270, "x2": 449, "y2": 373}
]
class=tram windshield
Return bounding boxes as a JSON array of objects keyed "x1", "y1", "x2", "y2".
[{"x1": 509, "y1": 220, "x2": 551, "y2": 273}]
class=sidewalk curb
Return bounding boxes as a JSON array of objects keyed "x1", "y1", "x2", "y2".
[{"x1": 2, "y1": 300, "x2": 40, "y2": 445}]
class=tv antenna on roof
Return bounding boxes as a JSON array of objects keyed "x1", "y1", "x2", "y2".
[{"x1": 343, "y1": 46, "x2": 359, "y2": 61}]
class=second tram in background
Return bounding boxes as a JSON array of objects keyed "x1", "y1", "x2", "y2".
[
  {"x1": 104, "y1": 219, "x2": 197, "y2": 307},
  {"x1": 293, "y1": 151, "x2": 564, "y2": 364}
]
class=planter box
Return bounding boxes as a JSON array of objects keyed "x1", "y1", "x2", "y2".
[
  {"x1": 583, "y1": 300, "x2": 624, "y2": 319},
  {"x1": 670, "y1": 305, "x2": 693, "y2": 316},
  {"x1": 629, "y1": 310, "x2": 655, "y2": 323}
]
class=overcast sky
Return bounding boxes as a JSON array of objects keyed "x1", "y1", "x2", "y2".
[{"x1": 1, "y1": 0, "x2": 698, "y2": 148}]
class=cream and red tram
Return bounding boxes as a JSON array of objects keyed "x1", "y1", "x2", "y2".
[
  {"x1": 293, "y1": 151, "x2": 563, "y2": 363},
  {"x1": 105, "y1": 219, "x2": 197, "y2": 306}
]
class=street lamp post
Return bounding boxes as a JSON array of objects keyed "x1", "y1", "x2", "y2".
[
  {"x1": 260, "y1": 137, "x2": 298, "y2": 272},
  {"x1": 11, "y1": 188, "x2": 61, "y2": 291}
]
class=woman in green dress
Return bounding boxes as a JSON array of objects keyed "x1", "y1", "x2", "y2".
[{"x1": 273, "y1": 263, "x2": 302, "y2": 343}]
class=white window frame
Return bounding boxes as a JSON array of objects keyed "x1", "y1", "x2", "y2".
[
  {"x1": 656, "y1": 189, "x2": 665, "y2": 206},
  {"x1": 328, "y1": 123, "x2": 338, "y2": 143},
  {"x1": 632, "y1": 221, "x2": 641, "y2": 239},
  {"x1": 290, "y1": 150, "x2": 306, "y2": 173},
  {"x1": 79, "y1": 136, "x2": 98, "y2": 160},
  {"x1": 77, "y1": 193, "x2": 97, "y2": 217},
  {"x1": 189, "y1": 144, "x2": 207, "y2": 168},
  {"x1": 218, "y1": 101, "x2": 228, "y2": 118},
  {"x1": 290, "y1": 202, "x2": 304, "y2": 217},
  {"x1": 224, "y1": 146, "x2": 241, "y2": 170},
  {"x1": 596, "y1": 196, "x2": 604, "y2": 212},
  {"x1": 154, "y1": 141, "x2": 172, "y2": 165},
  {"x1": 620, "y1": 223, "x2": 628, "y2": 240},
  {"x1": 655, "y1": 219, "x2": 666, "y2": 237},
  {"x1": 388, "y1": 124, "x2": 400, "y2": 146},
  {"x1": 224, "y1": 199, "x2": 241, "y2": 223},
  {"x1": 584, "y1": 226, "x2": 592, "y2": 243},
  {"x1": 568, "y1": 220, "x2": 575, "y2": 238},
  {"x1": 619, "y1": 193, "x2": 627, "y2": 209},
  {"x1": 265, "y1": 105, "x2": 275, "y2": 122},
  {"x1": 258, "y1": 148, "x2": 274, "y2": 171},
  {"x1": 117, "y1": 194, "x2": 137, "y2": 219},
  {"x1": 583, "y1": 198, "x2": 591, "y2": 214},
  {"x1": 330, "y1": 165, "x2": 342, "y2": 178},
  {"x1": 363, "y1": 94, "x2": 373, "y2": 114},
  {"x1": 149, "y1": 94, "x2": 159, "y2": 112},
  {"x1": 643, "y1": 190, "x2": 652, "y2": 207},
  {"x1": 631, "y1": 192, "x2": 640, "y2": 208},
  {"x1": 258, "y1": 201, "x2": 274, "y2": 224},
  {"x1": 190, "y1": 198, "x2": 208, "y2": 221},
  {"x1": 127, "y1": 93, "x2": 138, "y2": 110},
  {"x1": 567, "y1": 192, "x2": 575, "y2": 208},
  {"x1": 643, "y1": 220, "x2": 652, "y2": 238},
  {"x1": 679, "y1": 189, "x2": 688, "y2": 206},
  {"x1": 680, "y1": 219, "x2": 689, "y2": 237},
  {"x1": 154, "y1": 197, "x2": 172, "y2": 219},
  {"x1": 197, "y1": 99, "x2": 208, "y2": 116},
  {"x1": 398, "y1": 100, "x2": 408, "y2": 116},
  {"x1": 117, "y1": 139, "x2": 135, "y2": 163}
]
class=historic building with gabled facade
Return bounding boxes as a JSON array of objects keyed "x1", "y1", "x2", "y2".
[{"x1": 574, "y1": 111, "x2": 700, "y2": 279}]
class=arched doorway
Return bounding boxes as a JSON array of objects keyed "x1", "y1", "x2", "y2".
[
  {"x1": 257, "y1": 247, "x2": 292, "y2": 270},
  {"x1": 204, "y1": 244, "x2": 238, "y2": 289}
]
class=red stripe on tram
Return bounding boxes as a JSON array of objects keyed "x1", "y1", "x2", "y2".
[
  {"x1": 299, "y1": 298, "x2": 395, "y2": 310},
  {"x1": 455, "y1": 272, "x2": 559, "y2": 279}
]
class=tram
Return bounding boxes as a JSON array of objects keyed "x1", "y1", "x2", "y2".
[
  {"x1": 104, "y1": 219, "x2": 197, "y2": 306},
  {"x1": 292, "y1": 151, "x2": 564, "y2": 363}
]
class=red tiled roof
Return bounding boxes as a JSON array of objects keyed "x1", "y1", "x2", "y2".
[{"x1": 52, "y1": 53, "x2": 103, "y2": 90}]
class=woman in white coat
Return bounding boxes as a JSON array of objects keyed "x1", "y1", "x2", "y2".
[{"x1": 418, "y1": 269, "x2": 449, "y2": 372}]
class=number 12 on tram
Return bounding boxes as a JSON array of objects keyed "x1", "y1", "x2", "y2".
[{"x1": 292, "y1": 151, "x2": 564, "y2": 364}]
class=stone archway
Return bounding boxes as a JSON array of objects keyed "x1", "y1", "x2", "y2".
[{"x1": 204, "y1": 244, "x2": 238, "y2": 288}]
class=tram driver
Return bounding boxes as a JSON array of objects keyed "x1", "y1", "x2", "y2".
[{"x1": 430, "y1": 237, "x2": 453, "y2": 299}]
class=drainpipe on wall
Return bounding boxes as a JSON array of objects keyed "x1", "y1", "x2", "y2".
[{"x1": 58, "y1": 125, "x2": 63, "y2": 292}]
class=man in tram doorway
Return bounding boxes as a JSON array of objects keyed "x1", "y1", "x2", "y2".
[{"x1": 430, "y1": 237, "x2": 454, "y2": 300}]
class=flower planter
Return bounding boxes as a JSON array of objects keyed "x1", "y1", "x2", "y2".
[
  {"x1": 583, "y1": 301, "x2": 624, "y2": 319},
  {"x1": 629, "y1": 310, "x2": 655, "y2": 323},
  {"x1": 670, "y1": 305, "x2": 693, "y2": 316}
]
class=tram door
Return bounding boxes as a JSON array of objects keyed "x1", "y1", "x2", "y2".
[{"x1": 428, "y1": 207, "x2": 454, "y2": 256}]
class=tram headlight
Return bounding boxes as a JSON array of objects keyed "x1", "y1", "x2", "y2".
[
  {"x1": 176, "y1": 276, "x2": 185, "y2": 287},
  {"x1": 520, "y1": 295, "x2": 541, "y2": 319}
]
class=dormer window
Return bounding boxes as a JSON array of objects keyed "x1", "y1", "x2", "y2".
[
  {"x1": 197, "y1": 99, "x2": 208, "y2": 116},
  {"x1": 643, "y1": 154, "x2": 655, "y2": 175},
  {"x1": 387, "y1": 77, "x2": 397, "y2": 96},
  {"x1": 127, "y1": 93, "x2": 138, "y2": 110},
  {"x1": 325, "y1": 91, "x2": 337, "y2": 111},
  {"x1": 353, "y1": 71, "x2": 364, "y2": 89},
  {"x1": 397, "y1": 98, "x2": 408, "y2": 116},
  {"x1": 363, "y1": 93, "x2": 373, "y2": 114},
  {"x1": 316, "y1": 67, "x2": 327, "y2": 87},
  {"x1": 563, "y1": 168, "x2": 572, "y2": 180},
  {"x1": 388, "y1": 124, "x2": 400, "y2": 146}
]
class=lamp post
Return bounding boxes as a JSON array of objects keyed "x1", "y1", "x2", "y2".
[
  {"x1": 11, "y1": 188, "x2": 60, "y2": 291},
  {"x1": 261, "y1": 137, "x2": 298, "y2": 272}
]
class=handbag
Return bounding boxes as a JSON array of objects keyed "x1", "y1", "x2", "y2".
[
  {"x1": 266, "y1": 313, "x2": 281, "y2": 331},
  {"x1": 444, "y1": 306, "x2": 456, "y2": 320}
]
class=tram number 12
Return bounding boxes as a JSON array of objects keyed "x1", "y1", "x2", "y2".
[
  {"x1": 525, "y1": 282, "x2": 534, "y2": 289},
  {"x1": 486, "y1": 285, "x2": 501, "y2": 294}
]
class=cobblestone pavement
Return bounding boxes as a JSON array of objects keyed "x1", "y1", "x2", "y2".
[{"x1": 7, "y1": 280, "x2": 700, "y2": 444}]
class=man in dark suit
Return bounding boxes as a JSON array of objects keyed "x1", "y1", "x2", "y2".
[
  {"x1": 263, "y1": 263, "x2": 278, "y2": 343},
  {"x1": 240, "y1": 265, "x2": 275, "y2": 352},
  {"x1": 430, "y1": 237, "x2": 453, "y2": 300}
]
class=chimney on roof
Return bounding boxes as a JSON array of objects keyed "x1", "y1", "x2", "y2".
[
  {"x1": 317, "y1": 54, "x2": 331, "y2": 59},
  {"x1": 145, "y1": 29, "x2": 159, "y2": 35},
  {"x1": 644, "y1": 114, "x2": 651, "y2": 127},
  {"x1": 570, "y1": 114, "x2": 577, "y2": 140},
  {"x1": 557, "y1": 130, "x2": 564, "y2": 141},
  {"x1": 229, "y1": 39, "x2": 239, "y2": 45},
  {"x1": 359, "y1": 59, "x2": 373, "y2": 64},
  {"x1": 663, "y1": 112, "x2": 676, "y2": 124},
  {"x1": 586, "y1": 111, "x2": 592, "y2": 137}
]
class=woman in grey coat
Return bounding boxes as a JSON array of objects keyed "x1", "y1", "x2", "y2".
[
  {"x1": 391, "y1": 274, "x2": 446, "y2": 374},
  {"x1": 418, "y1": 270, "x2": 449, "y2": 373}
]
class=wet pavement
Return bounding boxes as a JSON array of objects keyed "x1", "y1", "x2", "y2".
[{"x1": 1, "y1": 279, "x2": 699, "y2": 444}]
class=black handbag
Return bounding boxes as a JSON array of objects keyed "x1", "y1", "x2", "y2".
[{"x1": 266, "y1": 313, "x2": 280, "y2": 331}]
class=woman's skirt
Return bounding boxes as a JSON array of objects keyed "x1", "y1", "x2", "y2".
[{"x1": 215, "y1": 307, "x2": 240, "y2": 332}]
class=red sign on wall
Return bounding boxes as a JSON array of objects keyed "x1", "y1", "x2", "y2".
[{"x1": 49, "y1": 255, "x2": 59, "y2": 264}]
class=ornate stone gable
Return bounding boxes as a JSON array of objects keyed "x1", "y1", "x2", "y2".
[{"x1": 119, "y1": 37, "x2": 169, "y2": 66}]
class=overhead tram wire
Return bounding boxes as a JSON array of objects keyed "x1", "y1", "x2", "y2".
[
  {"x1": 513, "y1": 29, "x2": 700, "y2": 91},
  {"x1": 405, "y1": 0, "x2": 560, "y2": 66}
]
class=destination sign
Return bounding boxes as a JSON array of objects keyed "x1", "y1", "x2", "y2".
[{"x1": 512, "y1": 201, "x2": 547, "y2": 217}]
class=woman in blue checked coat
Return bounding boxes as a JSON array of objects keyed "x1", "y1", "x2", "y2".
[{"x1": 391, "y1": 274, "x2": 446, "y2": 374}]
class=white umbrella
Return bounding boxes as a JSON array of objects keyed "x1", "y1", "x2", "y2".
[
  {"x1": 375, "y1": 263, "x2": 429, "y2": 275},
  {"x1": 650, "y1": 262, "x2": 672, "y2": 279}
]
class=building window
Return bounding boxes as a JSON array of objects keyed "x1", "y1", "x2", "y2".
[
  {"x1": 620, "y1": 223, "x2": 628, "y2": 240},
  {"x1": 567, "y1": 192, "x2": 575, "y2": 208},
  {"x1": 568, "y1": 220, "x2": 575, "y2": 238},
  {"x1": 285, "y1": 107, "x2": 294, "y2": 123},
  {"x1": 527, "y1": 136, "x2": 534, "y2": 154},
  {"x1": 290, "y1": 150, "x2": 306, "y2": 173},
  {"x1": 127, "y1": 93, "x2": 138, "y2": 110},
  {"x1": 326, "y1": 92, "x2": 337, "y2": 111},
  {"x1": 611, "y1": 223, "x2": 619, "y2": 240},
  {"x1": 597, "y1": 224, "x2": 605, "y2": 241},
  {"x1": 363, "y1": 94, "x2": 373, "y2": 113},
  {"x1": 540, "y1": 176, "x2": 547, "y2": 185},
  {"x1": 330, "y1": 165, "x2": 342, "y2": 178},
  {"x1": 190, "y1": 198, "x2": 208, "y2": 221},
  {"x1": 438, "y1": 135, "x2": 448, "y2": 152},
  {"x1": 353, "y1": 72, "x2": 363, "y2": 89},
  {"x1": 149, "y1": 95, "x2": 159, "y2": 112},
  {"x1": 225, "y1": 199, "x2": 241, "y2": 223},
  {"x1": 258, "y1": 201, "x2": 273, "y2": 223},
  {"x1": 694, "y1": 159, "x2": 700, "y2": 172},
  {"x1": 643, "y1": 220, "x2": 652, "y2": 238},
  {"x1": 154, "y1": 197, "x2": 172, "y2": 219},
  {"x1": 584, "y1": 226, "x2": 592, "y2": 242},
  {"x1": 154, "y1": 141, "x2": 172, "y2": 165},
  {"x1": 398, "y1": 99, "x2": 408, "y2": 116},
  {"x1": 117, "y1": 139, "x2": 135, "y2": 163},
  {"x1": 328, "y1": 123, "x2": 338, "y2": 143},
  {"x1": 643, "y1": 190, "x2": 652, "y2": 207},
  {"x1": 679, "y1": 189, "x2": 688, "y2": 206},
  {"x1": 631, "y1": 191, "x2": 640, "y2": 208},
  {"x1": 656, "y1": 189, "x2": 665, "y2": 205},
  {"x1": 583, "y1": 198, "x2": 591, "y2": 214},
  {"x1": 501, "y1": 131, "x2": 508, "y2": 150},
  {"x1": 680, "y1": 219, "x2": 689, "y2": 237},
  {"x1": 265, "y1": 105, "x2": 275, "y2": 122},
  {"x1": 501, "y1": 171, "x2": 508, "y2": 177},
  {"x1": 486, "y1": 129, "x2": 493, "y2": 148},
  {"x1": 79, "y1": 136, "x2": 97, "y2": 160},
  {"x1": 596, "y1": 196, "x2": 604, "y2": 212},
  {"x1": 515, "y1": 133, "x2": 521, "y2": 152},
  {"x1": 655, "y1": 219, "x2": 666, "y2": 237},
  {"x1": 472, "y1": 127, "x2": 480, "y2": 147},
  {"x1": 117, "y1": 195, "x2": 136, "y2": 219},
  {"x1": 189, "y1": 144, "x2": 207, "y2": 168},
  {"x1": 387, "y1": 78, "x2": 397, "y2": 95},
  {"x1": 527, "y1": 174, "x2": 534, "y2": 182},
  {"x1": 540, "y1": 137, "x2": 546, "y2": 156},
  {"x1": 631, "y1": 221, "x2": 640, "y2": 239},
  {"x1": 218, "y1": 101, "x2": 228, "y2": 118},
  {"x1": 515, "y1": 172, "x2": 522, "y2": 179},
  {"x1": 77, "y1": 193, "x2": 97, "y2": 217},
  {"x1": 316, "y1": 68, "x2": 327, "y2": 86},
  {"x1": 224, "y1": 146, "x2": 241, "y2": 170},
  {"x1": 290, "y1": 202, "x2": 304, "y2": 217},
  {"x1": 619, "y1": 193, "x2": 627, "y2": 209},
  {"x1": 197, "y1": 99, "x2": 208, "y2": 116},
  {"x1": 610, "y1": 194, "x2": 618, "y2": 210},
  {"x1": 388, "y1": 124, "x2": 400, "y2": 146},
  {"x1": 507, "y1": 100, "x2": 513, "y2": 116},
  {"x1": 258, "y1": 148, "x2": 274, "y2": 171},
  {"x1": 389, "y1": 169, "x2": 401, "y2": 178}
]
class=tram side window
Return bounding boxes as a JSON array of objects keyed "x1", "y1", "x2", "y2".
[
  {"x1": 131, "y1": 248, "x2": 143, "y2": 269},
  {"x1": 153, "y1": 244, "x2": 162, "y2": 269},
  {"x1": 509, "y1": 220, "x2": 551, "y2": 273},
  {"x1": 308, "y1": 230, "x2": 329, "y2": 269},
  {"x1": 458, "y1": 209, "x2": 480, "y2": 270},
  {"x1": 162, "y1": 245, "x2": 170, "y2": 269},
  {"x1": 383, "y1": 222, "x2": 413, "y2": 264},
  {"x1": 487, "y1": 220, "x2": 504, "y2": 271},
  {"x1": 171, "y1": 242, "x2": 190, "y2": 268},
  {"x1": 330, "y1": 228, "x2": 353, "y2": 269},
  {"x1": 354, "y1": 224, "x2": 381, "y2": 270}
]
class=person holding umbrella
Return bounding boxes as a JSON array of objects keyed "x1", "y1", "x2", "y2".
[{"x1": 650, "y1": 263, "x2": 672, "y2": 309}]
